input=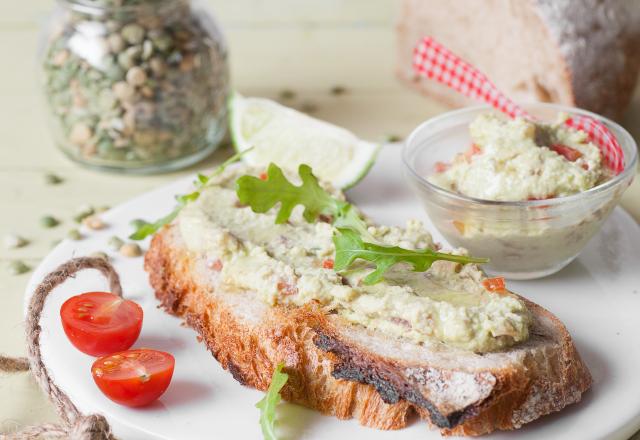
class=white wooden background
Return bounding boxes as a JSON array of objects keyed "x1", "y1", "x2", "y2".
[{"x1": 1, "y1": 0, "x2": 639, "y2": 436}]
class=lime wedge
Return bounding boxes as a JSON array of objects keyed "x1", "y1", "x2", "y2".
[{"x1": 230, "y1": 93, "x2": 380, "y2": 189}]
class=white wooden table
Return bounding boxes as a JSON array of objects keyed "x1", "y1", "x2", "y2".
[{"x1": 1, "y1": 0, "x2": 639, "y2": 436}]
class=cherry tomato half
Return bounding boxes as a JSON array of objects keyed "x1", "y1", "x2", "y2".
[
  {"x1": 60, "y1": 291, "x2": 143, "y2": 356},
  {"x1": 92, "y1": 349, "x2": 175, "y2": 407}
]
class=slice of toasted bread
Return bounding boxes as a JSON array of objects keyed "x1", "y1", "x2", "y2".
[{"x1": 145, "y1": 224, "x2": 592, "y2": 436}]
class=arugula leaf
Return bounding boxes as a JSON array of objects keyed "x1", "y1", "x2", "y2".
[
  {"x1": 129, "y1": 149, "x2": 252, "y2": 240},
  {"x1": 236, "y1": 163, "x2": 370, "y2": 236},
  {"x1": 255, "y1": 363, "x2": 289, "y2": 440},
  {"x1": 333, "y1": 228, "x2": 489, "y2": 285}
]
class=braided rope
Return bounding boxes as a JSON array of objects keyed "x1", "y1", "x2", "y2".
[{"x1": 0, "y1": 257, "x2": 121, "y2": 440}]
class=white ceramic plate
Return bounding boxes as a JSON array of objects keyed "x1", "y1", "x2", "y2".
[{"x1": 26, "y1": 145, "x2": 640, "y2": 440}]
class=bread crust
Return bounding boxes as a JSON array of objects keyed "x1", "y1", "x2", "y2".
[{"x1": 145, "y1": 226, "x2": 592, "y2": 436}]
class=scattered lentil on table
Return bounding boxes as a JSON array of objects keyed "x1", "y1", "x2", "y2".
[
  {"x1": 73, "y1": 205, "x2": 95, "y2": 223},
  {"x1": 40, "y1": 215, "x2": 60, "y2": 228},
  {"x1": 44, "y1": 173, "x2": 64, "y2": 185},
  {"x1": 108, "y1": 236, "x2": 125, "y2": 250},
  {"x1": 120, "y1": 242, "x2": 142, "y2": 257},
  {"x1": 279, "y1": 89, "x2": 296, "y2": 100},
  {"x1": 330, "y1": 85, "x2": 347, "y2": 95},
  {"x1": 3, "y1": 234, "x2": 29, "y2": 249},
  {"x1": 8, "y1": 260, "x2": 31, "y2": 275},
  {"x1": 83, "y1": 215, "x2": 107, "y2": 230},
  {"x1": 67, "y1": 229, "x2": 83, "y2": 240},
  {"x1": 90, "y1": 251, "x2": 110, "y2": 261}
]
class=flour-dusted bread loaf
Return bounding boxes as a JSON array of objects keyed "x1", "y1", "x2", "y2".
[
  {"x1": 396, "y1": 0, "x2": 640, "y2": 119},
  {"x1": 145, "y1": 223, "x2": 592, "y2": 436}
]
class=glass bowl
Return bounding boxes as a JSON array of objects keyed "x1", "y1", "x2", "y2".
[{"x1": 402, "y1": 103, "x2": 638, "y2": 280}]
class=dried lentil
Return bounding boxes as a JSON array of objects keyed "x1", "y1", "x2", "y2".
[
  {"x1": 3, "y1": 234, "x2": 28, "y2": 249},
  {"x1": 120, "y1": 242, "x2": 142, "y2": 257},
  {"x1": 83, "y1": 215, "x2": 107, "y2": 230},
  {"x1": 40, "y1": 216, "x2": 60, "y2": 228},
  {"x1": 44, "y1": 173, "x2": 64, "y2": 185},
  {"x1": 67, "y1": 229, "x2": 83, "y2": 240},
  {"x1": 8, "y1": 260, "x2": 31, "y2": 275},
  {"x1": 108, "y1": 236, "x2": 125, "y2": 251}
]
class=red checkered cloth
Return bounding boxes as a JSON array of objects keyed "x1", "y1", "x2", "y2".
[{"x1": 412, "y1": 36, "x2": 624, "y2": 174}]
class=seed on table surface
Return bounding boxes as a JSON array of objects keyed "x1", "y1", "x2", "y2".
[
  {"x1": 108, "y1": 236, "x2": 124, "y2": 250},
  {"x1": 120, "y1": 242, "x2": 142, "y2": 257},
  {"x1": 149, "y1": 57, "x2": 166, "y2": 76},
  {"x1": 330, "y1": 85, "x2": 347, "y2": 96},
  {"x1": 8, "y1": 260, "x2": 30, "y2": 275},
  {"x1": 69, "y1": 123, "x2": 93, "y2": 146},
  {"x1": 74, "y1": 205, "x2": 95, "y2": 223},
  {"x1": 40, "y1": 215, "x2": 60, "y2": 228},
  {"x1": 300, "y1": 102, "x2": 318, "y2": 114},
  {"x1": 67, "y1": 229, "x2": 83, "y2": 240},
  {"x1": 279, "y1": 89, "x2": 296, "y2": 100},
  {"x1": 385, "y1": 134, "x2": 403, "y2": 143},
  {"x1": 83, "y1": 215, "x2": 106, "y2": 230},
  {"x1": 121, "y1": 23, "x2": 145, "y2": 45},
  {"x1": 90, "y1": 251, "x2": 109, "y2": 261},
  {"x1": 126, "y1": 66, "x2": 147, "y2": 86},
  {"x1": 44, "y1": 173, "x2": 64, "y2": 185},
  {"x1": 3, "y1": 234, "x2": 28, "y2": 249}
]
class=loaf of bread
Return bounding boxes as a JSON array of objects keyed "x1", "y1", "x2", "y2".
[{"x1": 396, "y1": 0, "x2": 640, "y2": 119}]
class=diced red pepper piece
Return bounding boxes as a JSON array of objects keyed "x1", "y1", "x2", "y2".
[
  {"x1": 464, "y1": 143, "x2": 482, "y2": 161},
  {"x1": 259, "y1": 172, "x2": 268, "y2": 181},
  {"x1": 277, "y1": 280, "x2": 298, "y2": 296},
  {"x1": 434, "y1": 161, "x2": 450, "y2": 173},
  {"x1": 550, "y1": 144, "x2": 583, "y2": 162},
  {"x1": 322, "y1": 259, "x2": 334, "y2": 269},
  {"x1": 209, "y1": 259, "x2": 223, "y2": 271},
  {"x1": 482, "y1": 277, "x2": 507, "y2": 294}
]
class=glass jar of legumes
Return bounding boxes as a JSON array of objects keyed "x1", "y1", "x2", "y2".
[{"x1": 39, "y1": 0, "x2": 228, "y2": 173}]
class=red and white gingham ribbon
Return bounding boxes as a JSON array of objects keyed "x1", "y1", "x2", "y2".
[{"x1": 412, "y1": 36, "x2": 624, "y2": 174}]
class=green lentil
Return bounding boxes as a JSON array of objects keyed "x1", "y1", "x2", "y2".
[
  {"x1": 330, "y1": 85, "x2": 347, "y2": 96},
  {"x1": 279, "y1": 89, "x2": 296, "y2": 100},
  {"x1": 67, "y1": 229, "x2": 83, "y2": 240},
  {"x1": 3, "y1": 234, "x2": 28, "y2": 249},
  {"x1": 385, "y1": 134, "x2": 403, "y2": 143},
  {"x1": 8, "y1": 260, "x2": 31, "y2": 275},
  {"x1": 90, "y1": 251, "x2": 109, "y2": 261},
  {"x1": 74, "y1": 205, "x2": 95, "y2": 223},
  {"x1": 41, "y1": 215, "x2": 60, "y2": 228},
  {"x1": 300, "y1": 102, "x2": 318, "y2": 114},
  {"x1": 44, "y1": 173, "x2": 64, "y2": 185},
  {"x1": 108, "y1": 236, "x2": 125, "y2": 251}
]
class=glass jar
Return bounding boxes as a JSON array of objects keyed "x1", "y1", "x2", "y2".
[{"x1": 39, "y1": 0, "x2": 229, "y2": 173}]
